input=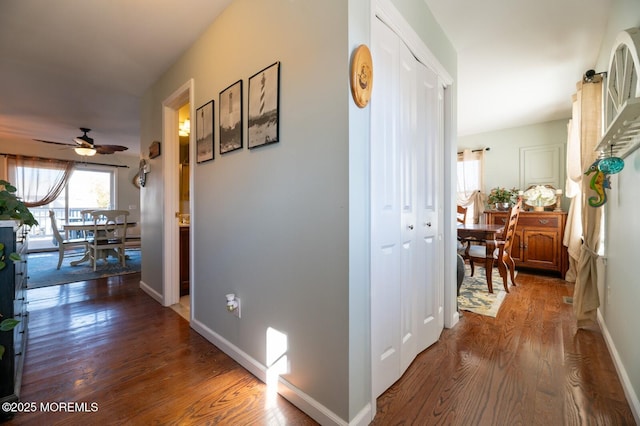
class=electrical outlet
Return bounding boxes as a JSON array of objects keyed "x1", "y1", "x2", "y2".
[{"x1": 233, "y1": 297, "x2": 241, "y2": 318}]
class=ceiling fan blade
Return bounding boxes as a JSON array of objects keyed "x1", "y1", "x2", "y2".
[
  {"x1": 95, "y1": 145, "x2": 128, "y2": 155},
  {"x1": 33, "y1": 139, "x2": 76, "y2": 147}
]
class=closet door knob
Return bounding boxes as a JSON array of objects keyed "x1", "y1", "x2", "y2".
[
  {"x1": 425, "y1": 222, "x2": 432, "y2": 227},
  {"x1": 407, "y1": 225, "x2": 414, "y2": 230}
]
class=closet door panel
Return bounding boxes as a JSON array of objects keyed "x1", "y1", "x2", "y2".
[
  {"x1": 398, "y1": 37, "x2": 418, "y2": 371},
  {"x1": 370, "y1": 17, "x2": 403, "y2": 398},
  {"x1": 415, "y1": 61, "x2": 443, "y2": 352}
]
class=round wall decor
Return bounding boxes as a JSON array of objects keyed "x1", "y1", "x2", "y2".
[{"x1": 351, "y1": 44, "x2": 373, "y2": 108}]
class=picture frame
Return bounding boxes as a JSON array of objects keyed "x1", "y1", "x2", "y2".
[
  {"x1": 196, "y1": 100, "x2": 214, "y2": 163},
  {"x1": 219, "y1": 80, "x2": 243, "y2": 154},
  {"x1": 248, "y1": 61, "x2": 280, "y2": 149}
]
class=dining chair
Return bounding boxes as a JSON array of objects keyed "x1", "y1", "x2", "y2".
[
  {"x1": 464, "y1": 199, "x2": 521, "y2": 293},
  {"x1": 456, "y1": 205, "x2": 470, "y2": 254},
  {"x1": 456, "y1": 205, "x2": 468, "y2": 224},
  {"x1": 88, "y1": 209, "x2": 129, "y2": 271},
  {"x1": 48, "y1": 210, "x2": 89, "y2": 270}
]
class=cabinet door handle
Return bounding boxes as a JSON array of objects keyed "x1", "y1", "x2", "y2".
[
  {"x1": 500, "y1": 218, "x2": 507, "y2": 224},
  {"x1": 538, "y1": 219, "x2": 549, "y2": 224},
  {"x1": 407, "y1": 225, "x2": 414, "y2": 230},
  {"x1": 425, "y1": 222, "x2": 432, "y2": 227}
]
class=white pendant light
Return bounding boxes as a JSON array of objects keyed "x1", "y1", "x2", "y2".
[{"x1": 74, "y1": 146, "x2": 97, "y2": 156}]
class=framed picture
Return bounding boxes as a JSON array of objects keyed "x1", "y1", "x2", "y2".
[
  {"x1": 219, "y1": 80, "x2": 243, "y2": 154},
  {"x1": 196, "y1": 100, "x2": 214, "y2": 163},
  {"x1": 248, "y1": 61, "x2": 280, "y2": 149}
]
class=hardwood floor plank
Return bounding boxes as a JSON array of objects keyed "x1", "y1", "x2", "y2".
[
  {"x1": 372, "y1": 271, "x2": 635, "y2": 425},
  {"x1": 9, "y1": 275, "x2": 316, "y2": 425}
]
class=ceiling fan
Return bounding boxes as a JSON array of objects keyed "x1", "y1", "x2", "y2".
[{"x1": 34, "y1": 128, "x2": 129, "y2": 156}]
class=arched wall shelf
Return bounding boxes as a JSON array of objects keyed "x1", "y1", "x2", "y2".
[{"x1": 595, "y1": 27, "x2": 640, "y2": 159}]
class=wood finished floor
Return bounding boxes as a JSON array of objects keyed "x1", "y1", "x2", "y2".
[{"x1": 7, "y1": 271, "x2": 636, "y2": 425}]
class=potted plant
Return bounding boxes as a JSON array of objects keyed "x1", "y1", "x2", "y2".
[
  {"x1": 0, "y1": 180, "x2": 37, "y2": 360},
  {"x1": 487, "y1": 187, "x2": 515, "y2": 210}
]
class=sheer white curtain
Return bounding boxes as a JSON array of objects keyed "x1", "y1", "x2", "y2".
[
  {"x1": 457, "y1": 149, "x2": 486, "y2": 223},
  {"x1": 6, "y1": 156, "x2": 74, "y2": 207}
]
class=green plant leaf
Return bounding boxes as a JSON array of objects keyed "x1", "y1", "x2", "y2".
[
  {"x1": 0, "y1": 318, "x2": 20, "y2": 332},
  {"x1": 9, "y1": 252, "x2": 21, "y2": 262},
  {"x1": 0, "y1": 345, "x2": 4, "y2": 360},
  {"x1": 0, "y1": 242, "x2": 4, "y2": 251},
  {"x1": 0, "y1": 260, "x2": 5, "y2": 270}
]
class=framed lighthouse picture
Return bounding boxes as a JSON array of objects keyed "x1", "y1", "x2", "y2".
[{"x1": 248, "y1": 61, "x2": 280, "y2": 149}]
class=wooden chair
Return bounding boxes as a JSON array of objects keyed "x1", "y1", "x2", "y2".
[
  {"x1": 456, "y1": 205, "x2": 468, "y2": 224},
  {"x1": 456, "y1": 205, "x2": 469, "y2": 254},
  {"x1": 88, "y1": 209, "x2": 129, "y2": 271},
  {"x1": 49, "y1": 210, "x2": 89, "y2": 270},
  {"x1": 464, "y1": 200, "x2": 521, "y2": 293}
]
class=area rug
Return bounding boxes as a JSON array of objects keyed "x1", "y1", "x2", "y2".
[
  {"x1": 27, "y1": 249, "x2": 141, "y2": 289},
  {"x1": 457, "y1": 266, "x2": 515, "y2": 318}
]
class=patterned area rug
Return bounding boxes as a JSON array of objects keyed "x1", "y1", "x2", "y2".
[
  {"x1": 27, "y1": 249, "x2": 141, "y2": 289},
  {"x1": 457, "y1": 266, "x2": 515, "y2": 318}
]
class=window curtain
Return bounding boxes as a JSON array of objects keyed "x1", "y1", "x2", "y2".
[
  {"x1": 563, "y1": 79, "x2": 602, "y2": 327},
  {"x1": 457, "y1": 149, "x2": 486, "y2": 223},
  {"x1": 6, "y1": 156, "x2": 75, "y2": 207}
]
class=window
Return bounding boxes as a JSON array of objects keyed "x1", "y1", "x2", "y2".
[
  {"x1": 456, "y1": 149, "x2": 485, "y2": 223},
  {"x1": 28, "y1": 167, "x2": 116, "y2": 251}
]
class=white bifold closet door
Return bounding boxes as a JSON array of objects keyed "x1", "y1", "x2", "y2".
[{"x1": 371, "y1": 16, "x2": 444, "y2": 398}]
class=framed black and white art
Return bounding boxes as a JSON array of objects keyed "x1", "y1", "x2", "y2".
[
  {"x1": 196, "y1": 100, "x2": 214, "y2": 163},
  {"x1": 219, "y1": 80, "x2": 243, "y2": 154},
  {"x1": 248, "y1": 61, "x2": 280, "y2": 149}
]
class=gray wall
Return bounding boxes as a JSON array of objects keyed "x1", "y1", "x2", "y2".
[
  {"x1": 596, "y1": 0, "x2": 640, "y2": 417},
  {"x1": 140, "y1": 0, "x2": 456, "y2": 422}
]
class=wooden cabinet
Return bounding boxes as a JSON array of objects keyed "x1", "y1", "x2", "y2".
[
  {"x1": 485, "y1": 210, "x2": 568, "y2": 277},
  {"x1": 179, "y1": 226, "x2": 189, "y2": 297},
  {"x1": 0, "y1": 221, "x2": 28, "y2": 417}
]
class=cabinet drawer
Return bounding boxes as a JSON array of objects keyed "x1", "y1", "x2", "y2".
[{"x1": 517, "y1": 215, "x2": 559, "y2": 228}]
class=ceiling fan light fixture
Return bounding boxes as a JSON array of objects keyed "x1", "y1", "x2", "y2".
[{"x1": 74, "y1": 146, "x2": 97, "y2": 156}]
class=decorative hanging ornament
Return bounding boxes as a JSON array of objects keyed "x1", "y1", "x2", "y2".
[{"x1": 598, "y1": 146, "x2": 625, "y2": 174}]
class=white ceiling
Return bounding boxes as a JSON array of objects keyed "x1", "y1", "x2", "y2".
[
  {"x1": 0, "y1": 0, "x2": 614, "y2": 154},
  {"x1": 0, "y1": 0, "x2": 232, "y2": 155},
  {"x1": 424, "y1": 0, "x2": 613, "y2": 136}
]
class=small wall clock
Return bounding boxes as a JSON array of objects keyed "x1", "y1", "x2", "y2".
[{"x1": 351, "y1": 44, "x2": 373, "y2": 108}]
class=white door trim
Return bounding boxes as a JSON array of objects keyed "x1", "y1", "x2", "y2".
[{"x1": 162, "y1": 79, "x2": 194, "y2": 307}]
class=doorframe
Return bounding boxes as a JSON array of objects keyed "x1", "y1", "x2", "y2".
[
  {"x1": 162, "y1": 79, "x2": 194, "y2": 308},
  {"x1": 370, "y1": 0, "x2": 457, "y2": 411}
]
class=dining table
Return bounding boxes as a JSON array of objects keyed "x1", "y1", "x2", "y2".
[
  {"x1": 63, "y1": 220, "x2": 137, "y2": 266},
  {"x1": 457, "y1": 223, "x2": 505, "y2": 293}
]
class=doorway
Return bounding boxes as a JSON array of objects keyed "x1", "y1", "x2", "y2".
[{"x1": 162, "y1": 80, "x2": 194, "y2": 318}]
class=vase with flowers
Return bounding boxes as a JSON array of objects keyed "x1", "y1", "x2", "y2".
[
  {"x1": 487, "y1": 187, "x2": 516, "y2": 211},
  {"x1": 523, "y1": 185, "x2": 556, "y2": 211}
]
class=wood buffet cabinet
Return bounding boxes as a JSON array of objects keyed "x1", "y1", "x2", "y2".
[{"x1": 485, "y1": 210, "x2": 568, "y2": 278}]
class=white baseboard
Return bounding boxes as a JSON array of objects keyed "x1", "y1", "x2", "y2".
[
  {"x1": 139, "y1": 279, "x2": 162, "y2": 304},
  {"x1": 190, "y1": 317, "x2": 367, "y2": 425},
  {"x1": 597, "y1": 310, "x2": 640, "y2": 424}
]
